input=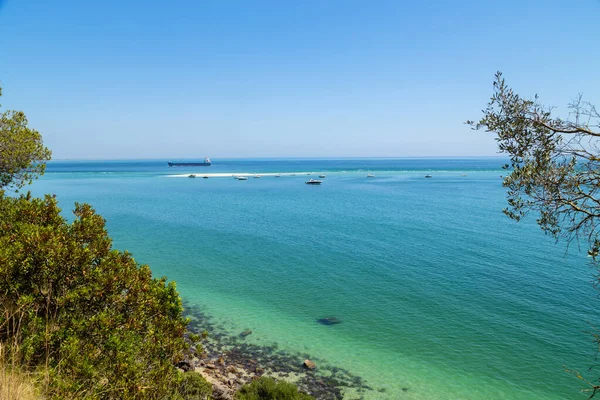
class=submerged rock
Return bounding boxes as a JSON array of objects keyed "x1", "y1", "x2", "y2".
[
  {"x1": 240, "y1": 329, "x2": 253, "y2": 337},
  {"x1": 316, "y1": 316, "x2": 342, "y2": 326},
  {"x1": 303, "y1": 359, "x2": 316, "y2": 370}
]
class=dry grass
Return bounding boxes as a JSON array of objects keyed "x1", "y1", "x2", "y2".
[{"x1": 0, "y1": 344, "x2": 40, "y2": 400}]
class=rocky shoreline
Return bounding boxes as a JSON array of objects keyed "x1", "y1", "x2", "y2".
[{"x1": 183, "y1": 302, "x2": 380, "y2": 400}]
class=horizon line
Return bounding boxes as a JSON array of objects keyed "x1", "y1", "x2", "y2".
[{"x1": 49, "y1": 155, "x2": 507, "y2": 162}]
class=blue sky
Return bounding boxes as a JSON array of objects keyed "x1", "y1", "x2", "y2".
[{"x1": 1, "y1": 0, "x2": 599, "y2": 159}]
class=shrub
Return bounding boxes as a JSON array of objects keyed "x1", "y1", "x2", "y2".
[
  {"x1": 0, "y1": 193, "x2": 209, "y2": 399},
  {"x1": 174, "y1": 371, "x2": 213, "y2": 400},
  {"x1": 235, "y1": 377, "x2": 314, "y2": 400}
]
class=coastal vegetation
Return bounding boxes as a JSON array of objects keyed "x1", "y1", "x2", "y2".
[
  {"x1": 469, "y1": 72, "x2": 600, "y2": 397},
  {"x1": 0, "y1": 193, "x2": 211, "y2": 398},
  {"x1": 0, "y1": 87, "x2": 213, "y2": 398},
  {"x1": 0, "y1": 348, "x2": 40, "y2": 400},
  {"x1": 235, "y1": 377, "x2": 314, "y2": 400},
  {"x1": 0, "y1": 86, "x2": 51, "y2": 192}
]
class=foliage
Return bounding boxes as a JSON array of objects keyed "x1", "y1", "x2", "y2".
[
  {"x1": 469, "y1": 72, "x2": 600, "y2": 397},
  {"x1": 468, "y1": 72, "x2": 600, "y2": 250},
  {"x1": 235, "y1": 377, "x2": 314, "y2": 400},
  {"x1": 0, "y1": 192, "x2": 210, "y2": 399},
  {"x1": 174, "y1": 371, "x2": 213, "y2": 400},
  {"x1": 0, "y1": 87, "x2": 52, "y2": 191}
]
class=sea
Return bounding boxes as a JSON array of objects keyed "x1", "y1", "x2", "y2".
[{"x1": 27, "y1": 158, "x2": 599, "y2": 399}]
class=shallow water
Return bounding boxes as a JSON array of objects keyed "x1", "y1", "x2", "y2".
[{"x1": 29, "y1": 158, "x2": 599, "y2": 399}]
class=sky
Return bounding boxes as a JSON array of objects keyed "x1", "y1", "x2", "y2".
[{"x1": 0, "y1": 0, "x2": 599, "y2": 159}]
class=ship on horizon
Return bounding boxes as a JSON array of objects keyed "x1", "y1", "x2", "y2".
[{"x1": 167, "y1": 157, "x2": 211, "y2": 167}]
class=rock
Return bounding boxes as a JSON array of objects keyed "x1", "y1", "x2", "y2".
[
  {"x1": 217, "y1": 356, "x2": 225, "y2": 365},
  {"x1": 255, "y1": 367, "x2": 264, "y2": 374},
  {"x1": 240, "y1": 329, "x2": 253, "y2": 337},
  {"x1": 316, "y1": 316, "x2": 341, "y2": 326},
  {"x1": 211, "y1": 385, "x2": 233, "y2": 400},
  {"x1": 227, "y1": 365, "x2": 238, "y2": 373},
  {"x1": 176, "y1": 361, "x2": 192, "y2": 372},
  {"x1": 402, "y1": 387, "x2": 409, "y2": 392},
  {"x1": 303, "y1": 359, "x2": 316, "y2": 370}
]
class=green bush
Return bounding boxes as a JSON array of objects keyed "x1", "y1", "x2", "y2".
[
  {"x1": 0, "y1": 193, "x2": 210, "y2": 399},
  {"x1": 174, "y1": 371, "x2": 213, "y2": 400},
  {"x1": 235, "y1": 377, "x2": 314, "y2": 400}
]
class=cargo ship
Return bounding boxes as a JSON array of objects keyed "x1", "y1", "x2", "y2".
[{"x1": 167, "y1": 157, "x2": 211, "y2": 167}]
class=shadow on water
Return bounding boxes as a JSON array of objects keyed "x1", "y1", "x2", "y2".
[{"x1": 183, "y1": 300, "x2": 397, "y2": 399}]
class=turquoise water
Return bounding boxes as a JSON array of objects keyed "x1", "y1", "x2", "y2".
[{"x1": 29, "y1": 158, "x2": 598, "y2": 399}]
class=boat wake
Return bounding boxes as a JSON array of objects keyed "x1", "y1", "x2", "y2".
[{"x1": 165, "y1": 172, "x2": 315, "y2": 178}]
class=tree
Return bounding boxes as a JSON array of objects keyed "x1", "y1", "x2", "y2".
[
  {"x1": 0, "y1": 85, "x2": 210, "y2": 399},
  {"x1": 468, "y1": 72, "x2": 600, "y2": 397},
  {"x1": 0, "y1": 86, "x2": 52, "y2": 191},
  {"x1": 0, "y1": 193, "x2": 211, "y2": 399}
]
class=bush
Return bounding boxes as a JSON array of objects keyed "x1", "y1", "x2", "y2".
[
  {"x1": 235, "y1": 377, "x2": 314, "y2": 400},
  {"x1": 0, "y1": 193, "x2": 210, "y2": 399},
  {"x1": 175, "y1": 371, "x2": 213, "y2": 400}
]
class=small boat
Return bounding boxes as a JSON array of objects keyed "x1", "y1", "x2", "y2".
[
  {"x1": 305, "y1": 179, "x2": 322, "y2": 185},
  {"x1": 275, "y1": 174, "x2": 281, "y2": 177},
  {"x1": 188, "y1": 174, "x2": 196, "y2": 178},
  {"x1": 254, "y1": 174, "x2": 261, "y2": 178},
  {"x1": 461, "y1": 174, "x2": 467, "y2": 177},
  {"x1": 367, "y1": 173, "x2": 375, "y2": 178},
  {"x1": 237, "y1": 176, "x2": 248, "y2": 180},
  {"x1": 203, "y1": 175, "x2": 209, "y2": 179},
  {"x1": 425, "y1": 174, "x2": 432, "y2": 178},
  {"x1": 319, "y1": 175, "x2": 326, "y2": 178}
]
